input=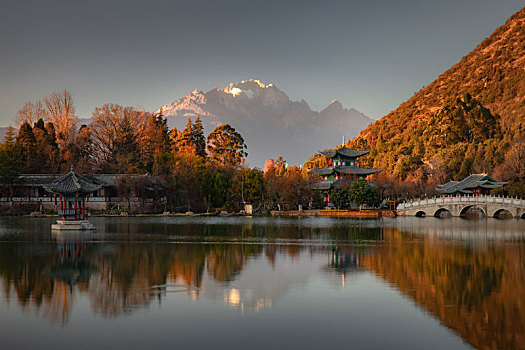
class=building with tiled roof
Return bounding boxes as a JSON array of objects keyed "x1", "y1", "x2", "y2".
[
  {"x1": 437, "y1": 174, "x2": 506, "y2": 196},
  {"x1": 309, "y1": 145, "x2": 381, "y2": 202}
]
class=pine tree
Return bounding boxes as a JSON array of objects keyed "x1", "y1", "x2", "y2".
[
  {"x1": 174, "y1": 118, "x2": 196, "y2": 154},
  {"x1": 0, "y1": 137, "x2": 23, "y2": 198},
  {"x1": 15, "y1": 122, "x2": 38, "y2": 172},
  {"x1": 191, "y1": 116, "x2": 206, "y2": 157}
]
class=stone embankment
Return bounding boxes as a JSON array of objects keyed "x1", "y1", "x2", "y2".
[{"x1": 270, "y1": 209, "x2": 395, "y2": 218}]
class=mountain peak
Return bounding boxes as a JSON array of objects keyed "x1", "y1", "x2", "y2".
[
  {"x1": 240, "y1": 79, "x2": 268, "y2": 88},
  {"x1": 322, "y1": 99, "x2": 344, "y2": 113},
  {"x1": 158, "y1": 80, "x2": 372, "y2": 166}
]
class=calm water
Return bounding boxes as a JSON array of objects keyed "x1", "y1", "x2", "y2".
[{"x1": 0, "y1": 216, "x2": 524, "y2": 350}]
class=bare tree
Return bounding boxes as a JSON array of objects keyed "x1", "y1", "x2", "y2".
[
  {"x1": 89, "y1": 103, "x2": 149, "y2": 171},
  {"x1": 15, "y1": 100, "x2": 46, "y2": 127},
  {"x1": 43, "y1": 89, "x2": 78, "y2": 151}
]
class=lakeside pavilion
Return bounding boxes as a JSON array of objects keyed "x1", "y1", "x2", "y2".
[
  {"x1": 437, "y1": 174, "x2": 507, "y2": 196},
  {"x1": 44, "y1": 167, "x2": 101, "y2": 230},
  {"x1": 309, "y1": 146, "x2": 382, "y2": 203}
]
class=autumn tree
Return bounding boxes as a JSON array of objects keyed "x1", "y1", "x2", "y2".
[
  {"x1": 173, "y1": 119, "x2": 196, "y2": 154},
  {"x1": 15, "y1": 100, "x2": 46, "y2": 128},
  {"x1": 69, "y1": 125, "x2": 94, "y2": 173},
  {"x1": 114, "y1": 116, "x2": 142, "y2": 173},
  {"x1": 206, "y1": 124, "x2": 247, "y2": 168},
  {"x1": 90, "y1": 103, "x2": 148, "y2": 172},
  {"x1": 43, "y1": 90, "x2": 78, "y2": 155},
  {"x1": 303, "y1": 153, "x2": 331, "y2": 172},
  {"x1": 142, "y1": 111, "x2": 171, "y2": 173}
]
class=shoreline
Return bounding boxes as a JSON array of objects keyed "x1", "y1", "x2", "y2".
[{"x1": 9, "y1": 209, "x2": 397, "y2": 218}]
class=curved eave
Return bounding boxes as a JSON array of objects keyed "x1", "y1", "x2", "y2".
[
  {"x1": 309, "y1": 167, "x2": 336, "y2": 176},
  {"x1": 43, "y1": 171, "x2": 102, "y2": 194},
  {"x1": 311, "y1": 181, "x2": 334, "y2": 190},
  {"x1": 334, "y1": 166, "x2": 382, "y2": 175},
  {"x1": 319, "y1": 147, "x2": 369, "y2": 159}
]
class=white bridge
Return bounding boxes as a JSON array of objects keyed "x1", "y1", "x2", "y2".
[{"x1": 396, "y1": 195, "x2": 525, "y2": 219}]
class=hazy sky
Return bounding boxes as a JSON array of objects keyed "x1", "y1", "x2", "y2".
[{"x1": 1, "y1": 0, "x2": 523, "y2": 126}]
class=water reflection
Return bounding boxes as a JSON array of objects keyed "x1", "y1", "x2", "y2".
[{"x1": 0, "y1": 217, "x2": 523, "y2": 349}]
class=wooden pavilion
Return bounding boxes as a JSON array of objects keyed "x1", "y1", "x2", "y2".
[
  {"x1": 44, "y1": 167, "x2": 101, "y2": 230},
  {"x1": 309, "y1": 146, "x2": 382, "y2": 203}
]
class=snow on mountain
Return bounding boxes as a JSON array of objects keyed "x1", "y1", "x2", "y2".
[{"x1": 158, "y1": 79, "x2": 373, "y2": 167}]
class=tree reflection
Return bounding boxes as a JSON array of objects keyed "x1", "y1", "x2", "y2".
[
  {"x1": 0, "y1": 219, "x2": 523, "y2": 350},
  {"x1": 362, "y1": 227, "x2": 525, "y2": 350}
]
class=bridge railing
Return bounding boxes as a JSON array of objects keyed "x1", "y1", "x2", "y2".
[{"x1": 397, "y1": 194, "x2": 525, "y2": 210}]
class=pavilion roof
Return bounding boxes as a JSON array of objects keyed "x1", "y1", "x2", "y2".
[
  {"x1": 311, "y1": 181, "x2": 334, "y2": 190},
  {"x1": 309, "y1": 166, "x2": 382, "y2": 176},
  {"x1": 436, "y1": 174, "x2": 507, "y2": 194},
  {"x1": 319, "y1": 146, "x2": 369, "y2": 159},
  {"x1": 43, "y1": 168, "x2": 102, "y2": 194},
  {"x1": 311, "y1": 179, "x2": 376, "y2": 190}
]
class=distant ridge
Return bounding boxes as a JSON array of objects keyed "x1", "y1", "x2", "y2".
[
  {"x1": 350, "y1": 6, "x2": 525, "y2": 179},
  {"x1": 159, "y1": 79, "x2": 372, "y2": 166}
]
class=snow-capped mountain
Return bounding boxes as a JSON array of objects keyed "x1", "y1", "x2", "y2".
[{"x1": 159, "y1": 79, "x2": 372, "y2": 167}]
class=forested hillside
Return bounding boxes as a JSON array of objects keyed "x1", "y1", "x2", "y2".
[{"x1": 350, "y1": 6, "x2": 525, "y2": 185}]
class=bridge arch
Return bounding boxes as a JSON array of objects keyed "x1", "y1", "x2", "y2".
[
  {"x1": 415, "y1": 211, "x2": 426, "y2": 217},
  {"x1": 521, "y1": 212, "x2": 525, "y2": 219},
  {"x1": 459, "y1": 205, "x2": 486, "y2": 218},
  {"x1": 434, "y1": 208, "x2": 452, "y2": 218},
  {"x1": 493, "y1": 208, "x2": 513, "y2": 219}
]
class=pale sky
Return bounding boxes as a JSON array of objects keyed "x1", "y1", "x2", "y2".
[{"x1": 0, "y1": 0, "x2": 523, "y2": 125}]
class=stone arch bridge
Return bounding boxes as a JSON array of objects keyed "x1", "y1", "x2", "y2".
[{"x1": 397, "y1": 195, "x2": 525, "y2": 219}]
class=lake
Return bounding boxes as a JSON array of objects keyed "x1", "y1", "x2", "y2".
[{"x1": 0, "y1": 216, "x2": 523, "y2": 349}]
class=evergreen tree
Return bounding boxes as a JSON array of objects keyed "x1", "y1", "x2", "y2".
[
  {"x1": 174, "y1": 118, "x2": 196, "y2": 154},
  {"x1": 191, "y1": 116, "x2": 206, "y2": 157},
  {"x1": 206, "y1": 124, "x2": 247, "y2": 168},
  {"x1": 0, "y1": 136, "x2": 23, "y2": 198},
  {"x1": 348, "y1": 179, "x2": 379, "y2": 207},
  {"x1": 330, "y1": 187, "x2": 350, "y2": 209},
  {"x1": 15, "y1": 122, "x2": 38, "y2": 172}
]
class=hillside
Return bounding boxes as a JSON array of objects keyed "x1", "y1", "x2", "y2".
[
  {"x1": 158, "y1": 79, "x2": 372, "y2": 167},
  {"x1": 350, "y1": 6, "x2": 525, "y2": 182}
]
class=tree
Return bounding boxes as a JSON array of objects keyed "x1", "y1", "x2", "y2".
[
  {"x1": 70, "y1": 125, "x2": 94, "y2": 172},
  {"x1": 303, "y1": 153, "x2": 331, "y2": 172},
  {"x1": 114, "y1": 116, "x2": 142, "y2": 173},
  {"x1": 231, "y1": 168, "x2": 264, "y2": 209},
  {"x1": 330, "y1": 187, "x2": 349, "y2": 209},
  {"x1": 0, "y1": 128, "x2": 23, "y2": 198},
  {"x1": 173, "y1": 118, "x2": 196, "y2": 154},
  {"x1": 206, "y1": 124, "x2": 247, "y2": 168},
  {"x1": 142, "y1": 111, "x2": 171, "y2": 173},
  {"x1": 348, "y1": 179, "x2": 379, "y2": 207},
  {"x1": 15, "y1": 122, "x2": 38, "y2": 172},
  {"x1": 192, "y1": 116, "x2": 206, "y2": 157},
  {"x1": 15, "y1": 100, "x2": 46, "y2": 128},
  {"x1": 90, "y1": 103, "x2": 149, "y2": 171},
  {"x1": 43, "y1": 90, "x2": 78, "y2": 153}
]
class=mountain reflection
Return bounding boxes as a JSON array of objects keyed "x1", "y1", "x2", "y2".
[{"x1": 0, "y1": 218, "x2": 523, "y2": 350}]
